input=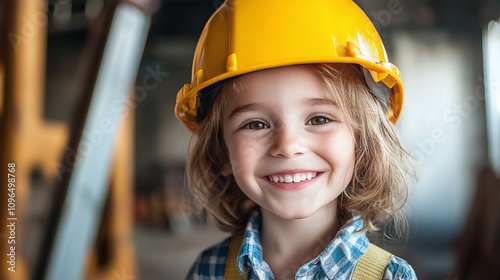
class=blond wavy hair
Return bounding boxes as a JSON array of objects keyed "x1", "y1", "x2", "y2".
[{"x1": 186, "y1": 63, "x2": 414, "y2": 235}]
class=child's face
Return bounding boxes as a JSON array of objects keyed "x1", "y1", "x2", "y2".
[{"x1": 222, "y1": 65, "x2": 355, "y2": 220}]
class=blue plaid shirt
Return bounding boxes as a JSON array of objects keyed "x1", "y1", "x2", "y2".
[{"x1": 187, "y1": 211, "x2": 417, "y2": 279}]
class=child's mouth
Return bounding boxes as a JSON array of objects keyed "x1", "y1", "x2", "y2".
[{"x1": 266, "y1": 172, "x2": 318, "y2": 184}]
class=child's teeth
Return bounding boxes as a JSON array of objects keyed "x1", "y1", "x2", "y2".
[{"x1": 268, "y1": 172, "x2": 318, "y2": 183}]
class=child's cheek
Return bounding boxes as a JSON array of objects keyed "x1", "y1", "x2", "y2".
[
  {"x1": 315, "y1": 128, "x2": 355, "y2": 174},
  {"x1": 227, "y1": 136, "x2": 262, "y2": 176}
]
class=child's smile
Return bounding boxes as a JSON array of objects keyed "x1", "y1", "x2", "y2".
[
  {"x1": 265, "y1": 171, "x2": 318, "y2": 184},
  {"x1": 221, "y1": 65, "x2": 356, "y2": 220},
  {"x1": 262, "y1": 170, "x2": 322, "y2": 192}
]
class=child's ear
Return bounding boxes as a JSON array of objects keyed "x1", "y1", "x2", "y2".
[{"x1": 221, "y1": 162, "x2": 233, "y2": 176}]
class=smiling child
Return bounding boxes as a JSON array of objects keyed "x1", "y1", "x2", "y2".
[{"x1": 175, "y1": 1, "x2": 416, "y2": 279}]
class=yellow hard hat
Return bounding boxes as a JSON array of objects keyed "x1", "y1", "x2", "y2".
[{"x1": 175, "y1": 0, "x2": 404, "y2": 131}]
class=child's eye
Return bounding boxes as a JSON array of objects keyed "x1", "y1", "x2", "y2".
[
  {"x1": 243, "y1": 121, "x2": 269, "y2": 130},
  {"x1": 307, "y1": 116, "x2": 331, "y2": 125}
]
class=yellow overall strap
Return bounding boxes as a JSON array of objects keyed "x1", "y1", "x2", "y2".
[
  {"x1": 352, "y1": 243, "x2": 393, "y2": 280},
  {"x1": 225, "y1": 233, "x2": 247, "y2": 280}
]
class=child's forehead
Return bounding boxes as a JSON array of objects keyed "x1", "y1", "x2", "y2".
[
  {"x1": 237, "y1": 65, "x2": 318, "y2": 85},
  {"x1": 227, "y1": 65, "x2": 344, "y2": 104}
]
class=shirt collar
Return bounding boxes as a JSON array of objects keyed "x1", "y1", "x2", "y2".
[
  {"x1": 236, "y1": 210, "x2": 369, "y2": 279},
  {"x1": 236, "y1": 210, "x2": 271, "y2": 278},
  {"x1": 316, "y1": 216, "x2": 369, "y2": 278}
]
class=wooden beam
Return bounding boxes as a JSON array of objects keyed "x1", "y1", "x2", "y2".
[{"x1": 0, "y1": 0, "x2": 69, "y2": 279}]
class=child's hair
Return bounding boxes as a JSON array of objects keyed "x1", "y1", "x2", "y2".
[{"x1": 186, "y1": 63, "x2": 414, "y2": 236}]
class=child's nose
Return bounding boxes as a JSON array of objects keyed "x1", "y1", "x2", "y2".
[{"x1": 269, "y1": 126, "x2": 308, "y2": 158}]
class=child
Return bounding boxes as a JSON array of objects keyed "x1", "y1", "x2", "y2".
[{"x1": 175, "y1": 0, "x2": 416, "y2": 279}]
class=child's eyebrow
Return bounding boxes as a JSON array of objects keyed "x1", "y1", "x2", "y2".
[
  {"x1": 228, "y1": 103, "x2": 265, "y2": 119},
  {"x1": 228, "y1": 98, "x2": 338, "y2": 119},
  {"x1": 303, "y1": 98, "x2": 339, "y2": 107}
]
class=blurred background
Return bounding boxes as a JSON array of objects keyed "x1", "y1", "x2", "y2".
[{"x1": 0, "y1": 0, "x2": 499, "y2": 279}]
